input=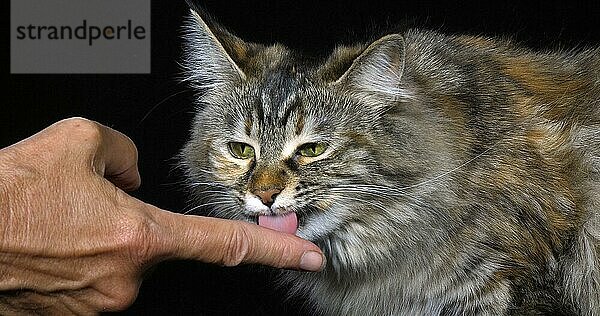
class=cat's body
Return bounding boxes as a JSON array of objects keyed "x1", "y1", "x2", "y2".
[{"x1": 181, "y1": 3, "x2": 600, "y2": 315}]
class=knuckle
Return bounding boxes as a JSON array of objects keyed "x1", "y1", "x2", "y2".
[
  {"x1": 221, "y1": 225, "x2": 251, "y2": 267},
  {"x1": 102, "y1": 281, "x2": 139, "y2": 311},
  {"x1": 76, "y1": 120, "x2": 103, "y2": 142},
  {"x1": 127, "y1": 219, "x2": 157, "y2": 265},
  {"x1": 60, "y1": 117, "x2": 99, "y2": 134},
  {"x1": 58, "y1": 117, "x2": 104, "y2": 148},
  {"x1": 114, "y1": 208, "x2": 160, "y2": 266},
  {"x1": 60, "y1": 117, "x2": 92, "y2": 125}
]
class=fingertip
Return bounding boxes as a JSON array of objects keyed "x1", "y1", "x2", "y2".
[{"x1": 299, "y1": 250, "x2": 326, "y2": 272}]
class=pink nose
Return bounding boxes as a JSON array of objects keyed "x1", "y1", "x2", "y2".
[{"x1": 254, "y1": 188, "x2": 281, "y2": 207}]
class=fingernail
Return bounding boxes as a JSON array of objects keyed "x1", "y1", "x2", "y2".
[{"x1": 300, "y1": 251, "x2": 325, "y2": 271}]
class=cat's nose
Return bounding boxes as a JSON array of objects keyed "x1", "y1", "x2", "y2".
[{"x1": 254, "y1": 188, "x2": 281, "y2": 207}]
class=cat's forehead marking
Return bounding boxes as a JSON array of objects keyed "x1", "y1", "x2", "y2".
[
  {"x1": 259, "y1": 90, "x2": 271, "y2": 117},
  {"x1": 242, "y1": 68, "x2": 314, "y2": 156},
  {"x1": 253, "y1": 71, "x2": 302, "y2": 126},
  {"x1": 282, "y1": 89, "x2": 304, "y2": 135},
  {"x1": 294, "y1": 108, "x2": 305, "y2": 136},
  {"x1": 244, "y1": 116, "x2": 252, "y2": 136}
]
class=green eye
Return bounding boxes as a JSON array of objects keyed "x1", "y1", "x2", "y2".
[
  {"x1": 297, "y1": 142, "x2": 327, "y2": 157},
  {"x1": 228, "y1": 142, "x2": 255, "y2": 159}
]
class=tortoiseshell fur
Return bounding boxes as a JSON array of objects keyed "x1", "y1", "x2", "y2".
[{"x1": 181, "y1": 4, "x2": 600, "y2": 315}]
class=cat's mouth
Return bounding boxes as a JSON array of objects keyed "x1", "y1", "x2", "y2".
[
  {"x1": 242, "y1": 194, "x2": 308, "y2": 236},
  {"x1": 245, "y1": 210, "x2": 305, "y2": 236},
  {"x1": 257, "y1": 212, "x2": 299, "y2": 235}
]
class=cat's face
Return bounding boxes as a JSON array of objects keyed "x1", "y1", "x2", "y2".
[
  {"x1": 185, "y1": 72, "x2": 387, "y2": 240},
  {"x1": 181, "y1": 6, "x2": 455, "y2": 248}
]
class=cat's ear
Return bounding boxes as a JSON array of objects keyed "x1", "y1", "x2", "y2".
[
  {"x1": 334, "y1": 34, "x2": 407, "y2": 98},
  {"x1": 183, "y1": 1, "x2": 249, "y2": 89}
]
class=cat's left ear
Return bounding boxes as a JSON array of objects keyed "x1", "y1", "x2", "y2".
[
  {"x1": 183, "y1": 1, "x2": 251, "y2": 89},
  {"x1": 333, "y1": 34, "x2": 407, "y2": 98}
]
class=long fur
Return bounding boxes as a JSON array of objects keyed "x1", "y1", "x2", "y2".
[{"x1": 180, "y1": 5, "x2": 600, "y2": 315}]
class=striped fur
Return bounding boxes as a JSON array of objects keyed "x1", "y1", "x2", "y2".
[{"x1": 181, "y1": 5, "x2": 600, "y2": 315}]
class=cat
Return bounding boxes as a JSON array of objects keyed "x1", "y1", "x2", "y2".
[{"x1": 180, "y1": 2, "x2": 600, "y2": 315}]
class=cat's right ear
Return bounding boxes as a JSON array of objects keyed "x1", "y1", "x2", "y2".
[
  {"x1": 182, "y1": 1, "x2": 249, "y2": 89},
  {"x1": 332, "y1": 34, "x2": 408, "y2": 100}
]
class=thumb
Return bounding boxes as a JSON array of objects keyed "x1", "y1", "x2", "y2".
[{"x1": 153, "y1": 210, "x2": 325, "y2": 272}]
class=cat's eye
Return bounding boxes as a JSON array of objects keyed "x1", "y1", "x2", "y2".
[
  {"x1": 228, "y1": 142, "x2": 255, "y2": 159},
  {"x1": 297, "y1": 142, "x2": 327, "y2": 157}
]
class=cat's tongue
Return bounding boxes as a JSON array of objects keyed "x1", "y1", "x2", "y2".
[{"x1": 258, "y1": 212, "x2": 298, "y2": 235}]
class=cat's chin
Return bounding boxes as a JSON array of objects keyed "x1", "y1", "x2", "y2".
[{"x1": 295, "y1": 212, "x2": 346, "y2": 242}]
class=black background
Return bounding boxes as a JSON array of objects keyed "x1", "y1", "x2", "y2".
[{"x1": 4, "y1": 0, "x2": 599, "y2": 315}]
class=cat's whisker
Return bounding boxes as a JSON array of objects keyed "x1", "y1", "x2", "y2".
[
  {"x1": 329, "y1": 186, "x2": 400, "y2": 196},
  {"x1": 191, "y1": 190, "x2": 228, "y2": 195},
  {"x1": 137, "y1": 90, "x2": 190, "y2": 126},
  {"x1": 329, "y1": 184, "x2": 414, "y2": 202},
  {"x1": 337, "y1": 184, "x2": 427, "y2": 201},
  {"x1": 335, "y1": 141, "x2": 499, "y2": 195},
  {"x1": 321, "y1": 194, "x2": 389, "y2": 213},
  {"x1": 326, "y1": 186, "x2": 432, "y2": 216},
  {"x1": 183, "y1": 199, "x2": 234, "y2": 215},
  {"x1": 397, "y1": 142, "x2": 499, "y2": 191},
  {"x1": 192, "y1": 168, "x2": 218, "y2": 176},
  {"x1": 186, "y1": 181, "x2": 228, "y2": 189},
  {"x1": 332, "y1": 183, "x2": 411, "y2": 196},
  {"x1": 328, "y1": 187, "x2": 404, "y2": 205}
]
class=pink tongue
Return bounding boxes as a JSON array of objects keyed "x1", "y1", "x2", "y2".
[{"x1": 258, "y1": 212, "x2": 298, "y2": 235}]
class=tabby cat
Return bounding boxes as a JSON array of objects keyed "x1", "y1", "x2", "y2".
[{"x1": 180, "y1": 3, "x2": 600, "y2": 315}]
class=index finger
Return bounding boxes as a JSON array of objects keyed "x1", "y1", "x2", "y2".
[{"x1": 153, "y1": 210, "x2": 325, "y2": 272}]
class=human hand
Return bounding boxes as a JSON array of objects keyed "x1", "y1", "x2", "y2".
[{"x1": 0, "y1": 118, "x2": 324, "y2": 314}]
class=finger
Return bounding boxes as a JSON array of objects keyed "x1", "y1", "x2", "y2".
[
  {"x1": 154, "y1": 210, "x2": 325, "y2": 272},
  {"x1": 23, "y1": 117, "x2": 141, "y2": 191},
  {"x1": 93, "y1": 121, "x2": 141, "y2": 191}
]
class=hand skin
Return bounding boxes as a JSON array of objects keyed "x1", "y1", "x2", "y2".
[{"x1": 0, "y1": 118, "x2": 324, "y2": 314}]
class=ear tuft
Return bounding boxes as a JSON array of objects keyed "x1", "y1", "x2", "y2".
[
  {"x1": 335, "y1": 34, "x2": 407, "y2": 99},
  {"x1": 182, "y1": 1, "x2": 247, "y2": 90}
]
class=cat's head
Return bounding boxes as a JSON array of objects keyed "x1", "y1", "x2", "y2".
[{"x1": 181, "y1": 4, "x2": 456, "y2": 254}]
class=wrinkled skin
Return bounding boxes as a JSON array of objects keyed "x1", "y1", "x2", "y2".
[{"x1": 0, "y1": 118, "x2": 324, "y2": 314}]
